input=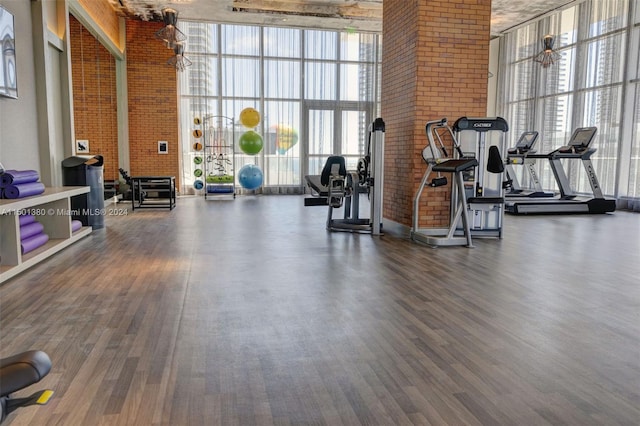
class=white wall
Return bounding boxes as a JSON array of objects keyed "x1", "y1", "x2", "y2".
[{"x1": 0, "y1": 0, "x2": 41, "y2": 171}]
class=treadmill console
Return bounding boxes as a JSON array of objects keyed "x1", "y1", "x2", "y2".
[
  {"x1": 507, "y1": 131, "x2": 539, "y2": 155},
  {"x1": 557, "y1": 127, "x2": 598, "y2": 154}
]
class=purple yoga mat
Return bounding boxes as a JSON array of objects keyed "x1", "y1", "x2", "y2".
[
  {"x1": 3, "y1": 182, "x2": 46, "y2": 199},
  {"x1": 0, "y1": 170, "x2": 40, "y2": 188},
  {"x1": 71, "y1": 220, "x2": 82, "y2": 232},
  {"x1": 19, "y1": 214, "x2": 37, "y2": 226},
  {"x1": 21, "y1": 232, "x2": 49, "y2": 255},
  {"x1": 20, "y1": 222, "x2": 45, "y2": 241}
]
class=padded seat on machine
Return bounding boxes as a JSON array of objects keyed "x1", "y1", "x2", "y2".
[
  {"x1": 432, "y1": 158, "x2": 478, "y2": 173},
  {"x1": 0, "y1": 351, "x2": 51, "y2": 397},
  {"x1": 305, "y1": 175, "x2": 327, "y2": 196},
  {"x1": 304, "y1": 156, "x2": 347, "y2": 206}
]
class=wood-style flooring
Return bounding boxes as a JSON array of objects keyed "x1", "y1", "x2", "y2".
[{"x1": 1, "y1": 195, "x2": 639, "y2": 425}]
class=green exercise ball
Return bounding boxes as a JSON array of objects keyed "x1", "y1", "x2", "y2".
[{"x1": 239, "y1": 131, "x2": 263, "y2": 155}]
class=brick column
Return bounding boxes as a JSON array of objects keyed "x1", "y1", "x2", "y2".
[{"x1": 381, "y1": 0, "x2": 492, "y2": 229}]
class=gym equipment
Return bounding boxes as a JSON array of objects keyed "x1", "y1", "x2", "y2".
[
  {"x1": 412, "y1": 117, "x2": 507, "y2": 247},
  {"x1": 239, "y1": 107, "x2": 260, "y2": 128},
  {"x1": 0, "y1": 170, "x2": 39, "y2": 187},
  {"x1": 194, "y1": 156, "x2": 203, "y2": 165},
  {"x1": 203, "y1": 115, "x2": 235, "y2": 200},
  {"x1": 193, "y1": 179, "x2": 204, "y2": 190},
  {"x1": 207, "y1": 185, "x2": 235, "y2": 194},
  {"x1": 505, "y1": 127, "x2": 616, "y2": 214},
  {"x1": 238, "y1": 164, "x2": 263, "y2": 190},
  {"x1": 239, "y1": 131, "x2": 264, "y2": 155},
  {"x1": 504, "y1": 131, "x2": 554, "y2": 198},
  {"x1": 452, "y1": 117, "x2": 509, "y2": 238},
  {"x1": 2, "y1": 182, "x2": 46, "y2": 199},
  {"x1": 193, "y1": 142, "x2": 203, "y2": 151},
  {"x1": 192, "y1": 129, "x2": 202, "y2": 138},
  {"x1": 0, "y1": 350, "x2": 53, "y2": 423},
  {"x1": 304, "y1": 118, "x2": 385, "y2": 235},
  {"x1": 194, "y1": 168, "x2": 203, "y2": 177}
]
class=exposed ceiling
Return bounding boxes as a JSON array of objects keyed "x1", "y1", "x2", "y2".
[{"x1": 107, "y1": 0, "x2": 576, "y2": 36}]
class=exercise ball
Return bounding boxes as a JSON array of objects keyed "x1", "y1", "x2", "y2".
[
  {"x1": 239, "y1": 131, "x2": 264, "y2": 155},
  {"x1": 239, "y1": 107, "x2": 260, "y2": 128},
  {"x1": 193, "y1": 142, "x2": 203, "y2": 151},
  {"x1": 193, "y1": 179, "x2": 204, "y2": 190},
  {"x1": 238, "y1": 164, "x2": 263, "y2": 190}
]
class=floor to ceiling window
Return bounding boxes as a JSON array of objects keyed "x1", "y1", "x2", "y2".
[
  {"x1": 177, "y1": 22, "x2": 380, "y2": 194},
  {"x1": 625, "y1": 4, "x2": 640, "y2": 208},
  {"x1": 499, "y1": 0, "x2": 639, "y2": 205}
]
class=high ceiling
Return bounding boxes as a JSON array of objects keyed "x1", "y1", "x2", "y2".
[{"x1": 107, "y1": 0, "x2": 576, "y2": 36}]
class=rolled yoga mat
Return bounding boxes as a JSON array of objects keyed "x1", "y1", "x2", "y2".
[
  {"x1": 0, "y1": 170, "x2": 40, "y2": 188},
  {"x1": 20, "y1": 222, "x2": 45, "y2": 240},
  {"x1": 21, "y1": 232, "x2": 49, "y2": 255},
  {"x1": 3, "y1": 182, "x2": 46, "y2": 199},
  {"x1": 19, "y1": 214, "x2": 37, "y2": 226},
  {"x1": 71, "y1": 220, "x2": 82, "y2": 232}
]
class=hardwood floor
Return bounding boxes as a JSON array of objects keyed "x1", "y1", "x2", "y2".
[{"x1": 1, "y1": 195, "x2": 639, "y2": 425}]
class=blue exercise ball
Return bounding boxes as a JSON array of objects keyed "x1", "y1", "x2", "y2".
[{"x1": 238, "y1": 164, "x2": 263, "y2": 190}]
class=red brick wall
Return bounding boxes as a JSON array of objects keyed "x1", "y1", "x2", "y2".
[
  {"x1": 69, "y1": 15, "x2": 119, "y2": 181},
  {"x1": 126, "y1": 20, "x2": 180, "y2": 188},
  {"x1": 381, "y1": 0, "x2": 492, "y2": 228},
  {"x1": 77, "y1": 0, "x2": 121, "y2": 50}
]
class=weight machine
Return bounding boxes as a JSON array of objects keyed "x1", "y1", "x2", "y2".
[
  {"x1": 411, "y1": 117, "x2": 508, "y2": 247},
  {"x1": 304, "y1": 118, "x2": 385, "y2": 235}
]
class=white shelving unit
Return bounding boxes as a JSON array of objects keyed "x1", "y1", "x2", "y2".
[{"x1": 0, "y1": 187, "x2": 93, "y2": 284}]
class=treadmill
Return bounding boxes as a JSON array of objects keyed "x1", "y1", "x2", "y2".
[
  {"x1": 505, "y1": 126, "x2": 616, "y2": 214},
  {"x1": 504, "y1": 131, "x2": 554, "y2": 198}
]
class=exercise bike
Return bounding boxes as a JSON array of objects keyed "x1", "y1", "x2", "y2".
[{"x1": 0, "y1": 164, "x2": 54, "y2": 423}]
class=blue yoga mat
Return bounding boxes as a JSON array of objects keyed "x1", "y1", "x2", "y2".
[
  {"x1": 21, "y1": 232, "x2": 49, "y2": 255},
  {"x1": 0, "y1": 170, "x2": 40, "y2": 188},
  {"x1": 3, "y1": 182, "x2": 46, "y2": 199},
  {"x1": 20, "y1": 222, "x2": 45, "y2": 241}
]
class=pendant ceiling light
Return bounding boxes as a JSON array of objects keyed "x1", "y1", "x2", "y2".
[
  {"x1": 167, "y1": 42, "x2": 192, "y2": 72},
  {"x1": 154, "y1": 8, "x2": 187, "y2": 49},
  {"x1": 533, "y1": 35, "x2": 562, "y2": 68}
]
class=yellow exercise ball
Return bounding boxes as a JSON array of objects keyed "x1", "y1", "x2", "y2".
[
  {"x1": 239, "y1": 107, "x2": 261, "y2": 128},
  {"x1": 193, "y1": 142, "x2": 203, "y2": 151}
]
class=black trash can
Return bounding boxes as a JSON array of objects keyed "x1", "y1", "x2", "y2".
[{"x1": 62, "y1": 155, "x2": 105, "y2": 229}]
